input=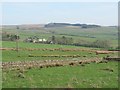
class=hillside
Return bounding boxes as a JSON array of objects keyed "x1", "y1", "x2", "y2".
[
  {"x1": 44, "y1": 23, "x2": 101, "y2": 28},
  {"x1": 2, "y1": 23, "x2": 118, "y2": 48}
]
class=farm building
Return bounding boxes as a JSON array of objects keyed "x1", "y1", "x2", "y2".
[
  {"x1": 38, "y1": 38, "x2": 47, "y2": 42},
  {"x1": 25, "y1": 36, "x2": 47, "y2": 43}
]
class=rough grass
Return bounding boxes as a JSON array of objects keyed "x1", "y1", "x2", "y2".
[{"x1": 2, "y1": 61, "x2": 118, "y2": 88}]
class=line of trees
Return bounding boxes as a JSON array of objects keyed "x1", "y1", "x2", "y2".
[
  {"x1": 2, "y1": 32, "x2": 20, "y2": 41},
  {"x1": 49, "y1": 36, "x2": 111, "y2": 49},
  {"x1": 2, "y1": 32, "x2": 113, "y2": 49},
  {"x1": 91, "y1": 40, "x2": 110, "y2": 48},
  {"x1": 49, "y1": 36, "x2": 74, "y2": 45},
  {"x1": 73, "y1": 39, "x2": 111, "y2": 49}
]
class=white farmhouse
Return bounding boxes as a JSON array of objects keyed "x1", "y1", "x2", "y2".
[
  {"x1": 38, "y1": 39, "x2": 43, "y2": 42},
  {"x1": 38, "y1": 38, "x2": 47, "y2": 42},
  {"x1": 42, "y1": 39, "x2": 47, "y2": 42}
]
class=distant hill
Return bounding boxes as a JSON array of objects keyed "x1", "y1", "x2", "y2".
[
  {"x1": 44, "y1": 23, "x2": 101, "y2": 28},
  {"x1": 2, "y1": 24, "x2": 45, "y2": 30},
  {"x1": 19, "y1": 24, "x2": 44, "y2": 30},
  {"x1": 44, "y1": 23, "x2": 72, "y2": 27},
  {"x1": 2, "y1": 23, "x2": 101, "y2": 30},
  {"x1": 108, "y1": 26, "x2": 117, "y2": 28}
]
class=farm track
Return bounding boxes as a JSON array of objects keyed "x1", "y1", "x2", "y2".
[{"x1": 2, "y1": 57, "x2": 108, "y2": 70}]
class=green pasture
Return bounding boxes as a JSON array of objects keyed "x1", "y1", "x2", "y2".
[
  {"x1": 2, "y1": 61, "x2": 118, "y2": 88},
  {"x1": 2, "y1": 49, "x2": 117, "y2": 62},
  {"x1": 2, "y1": 41, "x2": 90, "y2": 49},
  {"x1": 2, "y1": 26, "x2": 118, "y2": 47},
  {"x1": 2, "y1": 26, "x2": 119, "y2": 88},
  {"x1": 2, "y1": 41, "x2": 117, "y2": 62}
]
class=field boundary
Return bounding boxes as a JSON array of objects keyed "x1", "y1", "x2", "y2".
[
  {"x1": 1, "y1": 48, "x2": 118, "y2": 54},
  {"x1": 2, "y1": 58, "x2": 108, "y2": 70}
]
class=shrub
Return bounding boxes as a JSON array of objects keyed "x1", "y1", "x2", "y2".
[{"x1": 91, "y1": 40, "x2": 111, "y2": 49}]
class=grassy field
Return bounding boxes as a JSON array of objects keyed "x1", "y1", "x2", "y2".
[
  {"x1": 2, "y1": 26, "x2": 118, "y2": 48},
  {"x1": 2, "y1": 41, "x2": 93, "y2": 49},
  {"x1": 2, "y1": 41, "x2": 118, "y2": 88},
  {"x1": 2, "y1": 26, "x2": 119, "y2": 88},
  {"x1": 2, "y1": 41, "x2": 117, "y2": 62},
  {"x1": 2, "y1": 61, "x2": 118, "y2": 88}
]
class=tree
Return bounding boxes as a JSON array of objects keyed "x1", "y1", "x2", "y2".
[
  {"x1": 51, "y1": 36, "x2": 56, "y2": 44},
  {"x1": 68, "y1": 37, "x2": 73, "y2": 44},
  {"x1": 2, "y1": 32, "x2": 20, "y2": 41},
  {"x1": 62, "y1": 36, "x2": 67, "y2": 44},
  {"x1": 92, "y1": 40, "x2": 111, "y2": 49},
  {"x1": 10, "y1": 35, "x2": 19, "y2": 41}
]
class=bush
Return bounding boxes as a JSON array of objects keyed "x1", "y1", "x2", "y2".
[
  {"x1": 49, "y1": 36, "x2": 73, "y2": 45},
  {"x1": 73, "y1": 39, "x2": 111, "y2": 49},
  {"x1": 91, "y1": 40, "x2": 111, "y2": 49},
  {"x1": 2, "y1": 32, "x2": 20, "y2": 41}
]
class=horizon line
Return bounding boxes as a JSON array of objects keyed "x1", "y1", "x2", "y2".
[{"x1": 1, "y1": 22, "x2": 117, "y2": 27}]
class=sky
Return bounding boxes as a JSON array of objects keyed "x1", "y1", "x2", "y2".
[
  {"x1": 1, "y1": 0, "x2": 119, "y2": 2},
  {"x1": 1, "y1": 2, "x2": 118, "y2": 26}
]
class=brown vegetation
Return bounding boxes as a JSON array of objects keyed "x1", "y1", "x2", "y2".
[{"x1": 2, "y1": 58, "x2": 107, "y2": 70}]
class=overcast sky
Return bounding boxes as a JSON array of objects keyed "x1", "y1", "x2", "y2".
[{"x1": 1, "y1": 2, "x2": 118, "y2": 26}]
